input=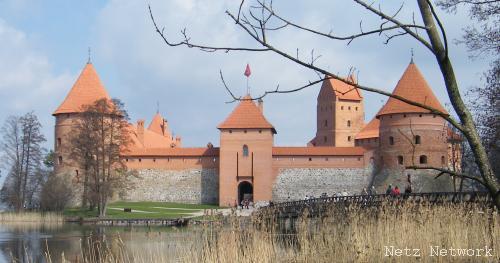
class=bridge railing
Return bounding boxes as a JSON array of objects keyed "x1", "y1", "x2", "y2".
[{"x1": 267, "y1": 191, "x2": 491, "y2": 209}]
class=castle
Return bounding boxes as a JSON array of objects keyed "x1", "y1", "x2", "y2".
[{"x1": 53, "y1": 60, "x2": 457, "y2": 207}]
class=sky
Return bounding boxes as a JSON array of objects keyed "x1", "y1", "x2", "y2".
[{"x1": 0, "y1": 0, "x2": 490, "y2": 152}]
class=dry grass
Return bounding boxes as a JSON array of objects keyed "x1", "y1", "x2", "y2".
[
  {"x1": 48, "y1": 202, "x2": 499, "y2": 263},
  {"x1": 0, "y1": 212, "x2": 63, "y2": 224}
]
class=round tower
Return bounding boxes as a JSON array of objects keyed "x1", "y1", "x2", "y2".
[
  {"x1": 53, "y1": 62, "x2": 111, "y2": 177},
  {"x1": 376, "y1": 62, "x2": 450, "y2": 189}
]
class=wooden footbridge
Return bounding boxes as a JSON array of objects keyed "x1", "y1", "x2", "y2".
[{"x1": 261, "y1": 192, "x2": 492, "y2": 218}]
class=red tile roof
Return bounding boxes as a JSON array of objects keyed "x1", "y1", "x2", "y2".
[
  {"x1": 320, "y1": 75, "x2": 362, "y2": 101},
  {"x1": 273, "y1": 147, "x2": 365, "y2": 156},
  {"x1": 218, "y1": 95, "x2": 276, "y2": 133},
  {"x1": 355, "y1": 117, "x2": 380, "y2": 139},
  {"x1": 377, "y1": 63, "x2": 447, "y2": 117},
  {"x1": 53, "y1": 63, "x2": 111, "y2": 115},
  {"x1": 123, "y1": 147, "x2": 219, "y2": 157},
  {"x1": 148, "y1": 112, "x2": 171, "y2": 137}
]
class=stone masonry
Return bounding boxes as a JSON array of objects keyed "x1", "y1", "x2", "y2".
[
  {"x1": 272, "y1": 168, "x2": 371, "y2": 202},
  {"x1": 122, "y1": 168, "x2": 219, "y2": 204}
]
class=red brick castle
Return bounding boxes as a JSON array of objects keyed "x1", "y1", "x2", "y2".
[{"x1": 54, "y1": 60, "x2": 457, "y2": 206}]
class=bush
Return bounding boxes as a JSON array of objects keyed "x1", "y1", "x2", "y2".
[{"x1": 40, "y1": 174, "x2": 74, "y2": 211}]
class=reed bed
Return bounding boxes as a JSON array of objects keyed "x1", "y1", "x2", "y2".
[
  {"x1": 47, "y1": 201, "x2": 498, "y2": 263},
  {"x1": 0, "y1": 212, "x2": 64, "y2": 224}
]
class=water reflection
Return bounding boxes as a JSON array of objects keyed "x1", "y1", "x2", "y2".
[{"x1": 0, "y1": 223, "x2": 201, "y2": 262}]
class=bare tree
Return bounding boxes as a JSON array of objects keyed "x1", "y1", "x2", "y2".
[
  {"x1": 149, "y1": 0, "x2": 500, "y2": 208},
  {"x1": 0, "y1": 112, "x2": 46, "y2": 211},
  {"x1": 69, "y1": 98, "x2": 131, "y2": 217}
]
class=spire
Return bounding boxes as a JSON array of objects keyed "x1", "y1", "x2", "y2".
[
  {"x1": 156, "y1": 101, "x2": 160, "y2": 114},
  {"x1": 376, "y1": 62, "x2": 448, "y2": 117},
  {"x1": 53, "y1": 63, "x2": 111, "y2": 115},
  {"x1": 87, "y1": 47, "x2": 92, "y2": 64},
  {"x1": 410, "y1": 48, "x2": 414, "y2": 64}
]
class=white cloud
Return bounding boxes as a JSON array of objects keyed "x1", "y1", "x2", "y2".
[
  {"x1": 92, "y1": 0, "x2": 489, "y2": 147},
  {"x1": 0, "y1": 18, "x2": 74, "y2": 148}
]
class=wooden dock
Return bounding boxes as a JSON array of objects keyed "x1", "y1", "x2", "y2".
[{"x1": 65, "y1": 217, "x2": 189, "y2": 227}]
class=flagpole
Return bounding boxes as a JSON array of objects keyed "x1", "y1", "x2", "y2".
[{"x1": 246, "y1": 76, "x2": 249, "y2": 95}]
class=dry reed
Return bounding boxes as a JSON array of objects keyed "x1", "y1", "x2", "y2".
[
  {"x1": 47, "y1": 201, "x2": 499, "y2": 263},
  {"x1": 0, "y1": 212, "x2": 63, "y2": 224}
]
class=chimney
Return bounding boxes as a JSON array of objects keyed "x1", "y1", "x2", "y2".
[
  {"x1": 257, "y1": 98, "x2": 264, "y2": 112},
  {"x1": 137, "y1": 119, "x2": 145, "y2": 145}
]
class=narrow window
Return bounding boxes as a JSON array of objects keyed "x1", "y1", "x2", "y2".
[
  {"x1": 348, "y1": 106, "x2": 351, "y2": 110},
  {"x1": 229, "y1": 130, "x2": 233, "y2": 133},
  {"x1": 415, "y1": 135, "x2": 421, "y2": 145},
  {"x1": 139, "y1": 158, "x2": 142, "y2": 162},
  {"x1": 419, "y1": 114, "x2": 423, "y2": 117},
  {"x1": 259, "y1": 130, "x2": 262, "y2": 133},
  {"x1": 441, "y1": 156, "x2": 445, "y2": 165},
  {"x1": 419, "y1": 155, "x2": 427, "y2": 164},
  {"x1": 57, "y1": 138, "x2": 61, "y2": 148},
  {"x1": 389, "y1": 136, "x2": 394, "y2": 145},
  {"x1": 126, "y1": 158, "x2": 129, "y2": 162},
  {"x1": 347, "y1": 120, "x2": 351, "y2": 127},
  {"x1": 308, "y1": 158, "x2": 312, "y2": 161},
  {"x1": 244, "y1": 130, "x2": 247, "y2": 133},
  {"x1": 58, "y1": 156, "x2": 63, "y2": 165},
  {"x1": 355, "y1": 107, "x2": 358, "y2": 111},
  {"x1": 243, "y1": 145, "x2": 249, "y2": 157},
  {"x1": 341, "y1": 106, "x2": 344, "y2": 110},
  {"x1": 348, "y1": 136, "x2": 352, "y2": 142},
  {"x1": 153, "y1": 158, "x2": 156, "y2": 162},
  {"x1": 324, "y1": 136, "x2": 327, "y2": 143},
  {"x1": 324, "y1": 120, "x2": 328, "y2": 127},
  {"x1": 397, "y1": 156, "x2": 404, "y2": 165}
]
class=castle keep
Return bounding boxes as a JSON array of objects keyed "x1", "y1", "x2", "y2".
[{"x1": 54, "y1": 60, "x2": 456, "y2": 206}]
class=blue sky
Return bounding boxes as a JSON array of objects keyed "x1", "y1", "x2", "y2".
[{"x1": 0, "y1": 0, "x2": 490, "y2": 152}]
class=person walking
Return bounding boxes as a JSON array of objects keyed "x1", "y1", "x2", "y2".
[
  {"x1": 391, "y1": 186, "x2": 401, "y2": 197},
  {"x1": 385, "y1": 184, "x2": 393, "y2": 195}
]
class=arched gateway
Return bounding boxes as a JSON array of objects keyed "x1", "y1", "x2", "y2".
[{"x1": 238, "y1": 181, "x2": 253, "y2": 205}]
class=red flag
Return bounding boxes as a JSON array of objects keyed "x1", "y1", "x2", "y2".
[{"x1": 244, "y1": 63, "x2": 251, "y2": 77}]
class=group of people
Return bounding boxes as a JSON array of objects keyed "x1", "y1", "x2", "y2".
[
  {"x1": 385, "y1": 184, "x2": 412, "y2": 197},
  {"x1": 240, "y1": 199, "x2": 253, "y2": 209}
]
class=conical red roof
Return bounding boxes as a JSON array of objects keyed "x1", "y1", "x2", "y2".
[
  {"x1": 355, "y1": 117, "x2": 380, "y2": 139},
  {"x1": 377, "y1": 63, "x2": 447, "y2": 117},
  {"x1": 319, "y1": 75, "x2": 362, "y2": 101},
  {"x1": 217, "y1": 95, "x2": 276, "y2": 133},
  {"x1": 148, "y1": 112, "x2": 171, "y2": 137},
  {"x1": 53, "y1": 63, "x2": 111, "y2": 115}
]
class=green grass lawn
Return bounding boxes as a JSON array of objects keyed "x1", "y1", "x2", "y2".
[{"x1": 64, "y1": 201, "x2": 220, "y2": 219}]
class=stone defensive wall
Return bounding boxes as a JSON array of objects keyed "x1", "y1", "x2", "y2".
[
  {"x1": 120, "y1": 146, "x2": 373, "y2": 204},
  {"x1": 121, "y1": 147, "x2": 220, "y2": 204},
  {"x1": 270, "y1": 147, "x2": 372, "y2": 202}
]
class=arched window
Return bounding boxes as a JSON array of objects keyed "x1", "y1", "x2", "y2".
[
  {"x1": 347, "y1": 120, "x2": 351, "y2": 127},
  {"x1": 419, "y1": 155, "x2": 427, "y2": 164},
  {"x1": 243, "y1": 145, "x2": 249, "y2": 157},
  {"x1": 389, "y1": 136, "x2": 394, "y2": 145},
  {"x1": 397, "y1": 155, "x2": 404, "y2": 165},
  {"x1": 415, "y1": 135, "x2": 421, "y2": 144}
]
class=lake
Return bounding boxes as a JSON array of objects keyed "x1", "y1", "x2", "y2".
[{"x1": 0, "y1": 223, "x2": 204, "y2": 262}]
